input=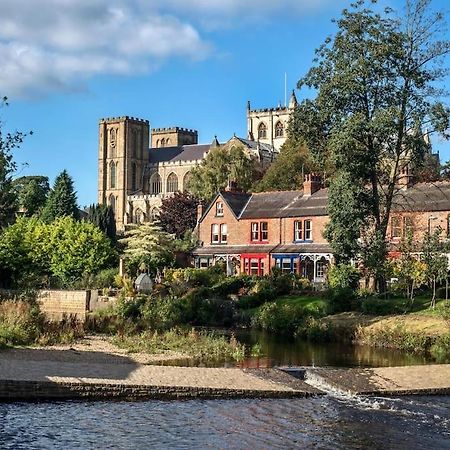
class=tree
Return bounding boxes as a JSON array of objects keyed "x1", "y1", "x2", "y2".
[
  {"x1": 0, "y1": 97, "x2": 30, "y2": 228},
  {"x1": 421, "y1": 227, "x2": 448, "y2": 308},
  {"x1": 253, "y1": 139, "x2": 311, "y2": 192},
  {"x1": 41, "y1": 170, "x2": 79, "y2": 222},
  {"x1": 158, "y1": 191, "x2": 199, "y2": 239},
  {"x1": 86, "y1": 203, "x2": 116, "y2": 243},
  {"x1": 189, "y1": 146, "x2": 259, "y2": 201},
  {"x1": 13, "y1": 175, "x2": 49, "y2": 216},
  {"x1": 292, "y1": 0, "x2": 450, "y2": 289},
  {"x1": 119, "y1": 222, "x2": 175, "y2": 276}
]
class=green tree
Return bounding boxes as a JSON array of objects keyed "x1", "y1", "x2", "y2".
[
  {"x1": 119, "y1": 222, "x2": 175, "y2": 276},
  {"x1": 86, "y1": 203, "x2": 116, "y2": 243},
  {"x1": 189, "y1": 146, "x2": 259, "y2": 201},
  {"x1": 254, "y1": 139, "x2": 311, "y2": 192},
  {"x1": 292, "y1": 0, "x2": 450, "y2": 289},
  {"x1": 421, "y1": 227, "x2": 448, "y2": 308},
  {"x1": 13, "y1": 175, "x2": 49, "y2": 216},
  {"x1": 0, "y1": 97, "x2": 30, "y2": 228},
  {"x1": 158, "y1": 191, "x2": 199, "y2": 239},
  {"x1": 41, "y1": 170, "x2": 79, "y2": 222}
]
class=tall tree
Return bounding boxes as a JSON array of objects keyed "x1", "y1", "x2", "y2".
[
  {"x1": 253, "y1": 139, "x2": 312, "y2": 192},
  {"x1": 189, "y1": 146, "x2": 259, "y2": 201},
  {"x1": 0, "y1": 97, "x2": 30, "y2": 228},
  {"x1": 292, "y1": 0, "x2": 450, "y2": 287},
  {"x1": 86, "y1": 203, "x2": 116, "y2": 243},
  {"x1": 41, "y1": 170, "x2": 79, "y2": 222},
  {"x1": 158, "y1": 191, "x2": 199, "y2": 239},
  {"x1": 13, "y1": 175, "x2": 49, "y2": 216}
]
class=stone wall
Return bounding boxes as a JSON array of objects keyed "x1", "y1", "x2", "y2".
[{"x1": 37, "y1": 290, "x2": 89, "y2": 322}]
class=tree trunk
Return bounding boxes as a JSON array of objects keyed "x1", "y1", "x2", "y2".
[{"x1": 431, "y1": 278, "x2": 436, "y2": 309}]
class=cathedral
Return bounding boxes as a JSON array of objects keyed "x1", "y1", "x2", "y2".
[{"x1": 98, "y1": 91, "x2": 298, "y2": 230}]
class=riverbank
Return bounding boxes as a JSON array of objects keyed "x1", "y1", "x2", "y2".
[{"x1": 0, "y1": 339, "x2": 449, "y2": 401}]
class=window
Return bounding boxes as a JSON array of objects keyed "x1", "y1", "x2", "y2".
[
  {"x1": 166, "y1": 138, "x2": 171, "y2": 146},
  {"x1": 275, "y1": 121, "x2": 284, "y2": 138},
  {"x1": 150, "y1": 173, "x2": 162, "y2": 195},
  {"x1": 304, "y1": 220, "x2": 312, "y2": 240},
  {"x1": 131, "y1": 163, "x2": 137, "y2": 191},
  {"x1": 109, "y1": 194, "x2": 116, "y2": 214},
  {"x1": 110, "y1": 162, "x2": 116, "y2": 189},
  {"x1": 251, "y1": 222, "x2": 259, "y2": 241},
  {"x1": 243, "y1": 257, "x2": 264, "y2": 276},
  {"x1": 109, "y1": 128, "x2": 116, "y2": 158},
  {"x1": 250, "y1": 258, "x2": 259, "y2": 275},
  {"x1": 199, "y1": 257, "x2": 212, "y2": 269},
  {"x1": 211, "y1": 224, "x2": 220, "y2": 244},
  {"x1": 220, "y1": 224, "x2": 228, "y2": 243},
  {"x1": 258, "y1": 122, "x2": 267, "y2": 139},
  {"x1": 261, "y1": 222, "x2": 268, "y2": 241},
  {"x1": 166, "y1": 172, "x2": 178, "y2": 193},
  {"x1": 316, "y1": 261, "x2": 326, "y2": 278},
  {"x1": 391, "y1": 216, "x2": 402, "y2": 239},
  {"x1": 294, "y1": 221, "x2": 303, "y2": 241},
  {"x1": 160, "y1": 138, "x2": 166, "y2": 148},
  {"x1": 251, "y1": 222, "x2": 268, "y2": 242},
  {"x1": 403, "y1": 216, "x2": 413, "y2": 237},
  {"x1": 216, "y1": 202, "x2": 224, "y2": 217},
  {"x1": 183, "y1": 172, "x2": 191, "y2": 191},
  {"x1": 281, "y1": 258, "x2": 292, "y2": 273}
]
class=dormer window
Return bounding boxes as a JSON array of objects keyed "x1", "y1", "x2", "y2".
[{"x1": 216, "y1": 202, "x2": 224, "y2": 217}]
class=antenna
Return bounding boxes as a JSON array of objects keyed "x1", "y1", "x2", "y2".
[{"x1": 284, "y1": 72, "x2": 287, "y2": 107}]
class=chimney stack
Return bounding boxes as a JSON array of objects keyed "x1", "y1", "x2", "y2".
[
  {"x1": 225, "y1": 180, "x2": 241, "y2": 193},
  {"x1": 197, "y1": 203, "x2": 204, "y2": 222},
  {"x1": 303, "y1": 173, "x2": 322, "y2": 197}
]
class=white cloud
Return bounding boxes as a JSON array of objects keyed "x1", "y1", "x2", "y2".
[
  {"x1": 0, "y1": 0, "x2": 210, "y2": 98},
  {"x1": 0, "y1": 0, "x2": 344, "y2": 98}
]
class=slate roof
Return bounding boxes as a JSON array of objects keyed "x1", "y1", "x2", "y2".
[
  {"x1": 392, "y1": 182, "x2": 450, "y2": 212},
  {"x1": 221, "y1": 191, "x2": 252, "y2": 217},
  {"x1": 272, "y1": 243, "x2": 333, "y2": 254},
  {"x1": 236, "y1": 137, "x2": 278, "y2": 156},
  {"x1": 239, "y1": 189, "x2": 328, "y2": 219},
  {"x1": 148, "y1": 144, "x2": 210, "y2": 164}
]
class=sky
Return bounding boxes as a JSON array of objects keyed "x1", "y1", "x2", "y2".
[{"x1": 1, "y1": 0, "x2": 449, "y2": 206}]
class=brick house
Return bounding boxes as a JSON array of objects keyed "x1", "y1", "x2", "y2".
[{"x1": 193, "y1": 174, "x2": 450, "y2": 283}]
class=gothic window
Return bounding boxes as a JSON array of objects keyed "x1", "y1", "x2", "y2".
[
  {"x1": 161, "y1": 138, "x2": 166, "y2": 148},
  {"x1": 131, "y1": 163, "x2": 137, "y2": 191},
  {"x1": 183, "y1": 172, "x2": 191, "y2": 191},
  {"x1": 258, "y1": 122, "x2": 267, "y2": 139},
  {"x1": 134, "y1": 208, "x2": 145, "y2": 224},
  {"x1": 109, "y1": 194, "x2": 116, "y2": 214},
  {"x1": 166, "y1": 172, "x2": 179, "y2": 193},
  {"x1": 132, "y1": 130, "x2": 138, "y2": 158},
  {"x1": 110, "y1": 161, "x2": 117, "y2": 189},
  {"x1": 109, "y1": 128, "x2": 116, "y2": 158},
  {"x1": 156, "y1": 139, "x2": 160, "y2": 148},
  {"x1": 166, "y1": 138, "x2": 171, "y2": 146},
  {"x1": 275, "y1": 121, "x2": 284, "y2": 138},
  {"x1": 150, "y1": 173, "x2": 162, "y2": 195},
  {"x1": 150, "y1": 207, "x2": 159, "y2": 221}
]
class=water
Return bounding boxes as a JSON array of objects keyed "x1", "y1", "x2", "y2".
[
  {"x1": 154, "y1": 330, "x2": 434, "y2": 368},
  {"x1": 1, "y1": 396, "x2": 449, "y2": 449}
]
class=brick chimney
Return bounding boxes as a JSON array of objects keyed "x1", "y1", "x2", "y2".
[
  {"x1": 197, "y1": 203, "x2": 204, "y2": 222},
  {"x1": 398, "y1": 165, "x2": 413, "y2": 190},
  {"x1": 303, "y1": 173, "x2": 322, "y2": 197}
]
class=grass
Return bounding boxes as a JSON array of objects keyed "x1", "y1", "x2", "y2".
[{"x1": 113, "y1": 328, "x2": 246, "y2": 362}]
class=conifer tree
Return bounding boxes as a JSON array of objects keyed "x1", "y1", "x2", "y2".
[
  {"x1": 86, "y1": 203, "x2": 116, "y2": 243},
  {"x1": 41, "y1": 170, "x2": 79, "y2": 222}
]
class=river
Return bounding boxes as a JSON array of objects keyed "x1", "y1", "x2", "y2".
[{"x1": 1, "y1": 395, "x2": 449, "y2": 449}]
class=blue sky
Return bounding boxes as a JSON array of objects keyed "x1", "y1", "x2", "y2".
[{"x1": 1, "y1": 0, "x2": 449, "y2": 206}]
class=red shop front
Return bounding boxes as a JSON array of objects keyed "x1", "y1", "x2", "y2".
[{"x1": 241, "y1": 253, "x2": 267, "y2": 276}]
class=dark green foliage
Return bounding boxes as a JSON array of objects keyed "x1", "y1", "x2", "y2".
[
  {"x1": 327, "y1": 287, "x2": 357, "y2": 314},
  {"x1": 158, "y1": 191, "x2": 199, "y2": 239},
  {"x1": 86, "y1": 203, "x2": 116, "y2": 243},
  {"x1": 328, "y1": 264, "x2": 360, "y2": 290},
  {"x1": 360, "y1": 297, "x2": 403, "y2": 315},
  {"x1": 13, "y1": 176, "x2": 49, "y2": 217},
  {"x1": 41, "y1": 170, "x2": 79, "y2": 222},
  {"x1": 254, "y1": 140, "x2": 311, "y2": 192}
]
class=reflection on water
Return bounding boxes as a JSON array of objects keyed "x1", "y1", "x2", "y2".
[
  {"x1": 1, "y1": 396, "x2": 449, "y2": 449},
  {"x1": 153, "y1": 329, "x2": 432, "y2": 368}
]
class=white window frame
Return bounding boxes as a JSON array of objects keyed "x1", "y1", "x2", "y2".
[{"x1": 304, "y1": 220, "x2": 312, "y2": 241}]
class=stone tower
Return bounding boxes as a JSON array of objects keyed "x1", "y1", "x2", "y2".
[
  {"x1": 98, "y1": 116, "x2": 150, "y2": 229},
  {"x1": 151, "y1": 127, "x2": 198, "y2": 148}
]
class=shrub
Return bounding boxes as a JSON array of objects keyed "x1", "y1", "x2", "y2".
[
  {"x1": 327, "y1": 287, "x2": 357, "y2": 313},
  {"x1": 328, "y1": 264, "x2": 360, "y2": 290},
  {"x1": 210, "y1": 277, "x2": 248, "y2": 297},
  {"x1": 360, "y1": 297, "x2": 402, "y2": 315},
  {"x1": 115, "y1": 295, "x2": 147, "y2": 320},
  {"x1": 430, "y1": 334, "x2": 450, "y2": 363},
  {"x1": 141, "y1": 296, "x2": 186, "y2": 331},
  {"x1": 195, "y1": 297, "x2": 236, "y2": 327}
]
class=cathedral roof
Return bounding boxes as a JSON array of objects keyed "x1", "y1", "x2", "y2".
[{"x1": 148, "y1": 144, "x2": 210, "y2": 164}]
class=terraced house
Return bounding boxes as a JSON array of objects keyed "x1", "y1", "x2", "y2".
[{"x1": 193, "y1": 173, "x2": 450, "y2": 285}]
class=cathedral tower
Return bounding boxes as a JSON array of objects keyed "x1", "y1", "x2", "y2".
[{"x1": 98, "y1": 116, "x2": 150, "y2": 229}]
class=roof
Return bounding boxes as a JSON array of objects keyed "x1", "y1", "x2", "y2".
[
  {"x1": 272, "y1": 243, "x2": 333, "y2": 254},
  {"x1": 193, "y1": 245, "x2": 276, "y2": 256},
  {"x1": 148, "y1": 144, "x2": 210, "y2": 164},
  {"x1": 221, "y1": 191, "x2": 252, "y2": 217},
  {"x1": 239, "y1": 189, "x2": 328, "y2": 219},
  {"x1": 392, "y1": 182, "x2": 450, "y2": 212}
]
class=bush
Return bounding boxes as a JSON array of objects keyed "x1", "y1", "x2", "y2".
[
  {"x1": 327, "y1": 287, "x2": 357, "y2": 313},
  {"x1": 210, "y1": 277, "x2": 247, "y2": 297},
  {"x1": 141, "y1": 296, "x2": 186, "y2": 331},
  {"x1": 430, "y1": 334, "x2": 450, "y2": 362},
  {"x1": 115, "y1": 295, "x2": 147, "y2": 320},
  {"x1": 360, "y1": 297, "x2": 402, "y2": 315},
  {"x1": 328, "y1": 264, "x2": 360, "y2": 290}
]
